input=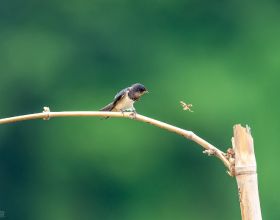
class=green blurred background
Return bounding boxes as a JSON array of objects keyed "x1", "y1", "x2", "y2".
[{"x1": 0, "y1": 0, "x2": 279, "y2": 219}]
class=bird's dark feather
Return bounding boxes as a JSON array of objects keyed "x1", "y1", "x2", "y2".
[
  {"x1": 113, "y1": 88, "x2": 129, "y2": 104},
  {"x1": 100, "y1": 102, "x2": 114, "y2": 111},
  {"x1": 100, "y1": 88, "x2": 130, "y2": 111}
]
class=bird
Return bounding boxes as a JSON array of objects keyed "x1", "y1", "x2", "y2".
[{"x1": 100, "y1": 83, "x2": 148, "y2": 117}]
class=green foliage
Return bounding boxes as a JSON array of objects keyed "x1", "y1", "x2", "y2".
[{"x1": 1, "y1": 0, "x2": 279, "y2": 219}]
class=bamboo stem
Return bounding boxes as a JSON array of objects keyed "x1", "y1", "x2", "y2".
[
  {"x1": 232, "y1": 124, "x2": 262, "y2": 220},
  {"x1": 0, "y1": 108, "x2": 230, "y2": 170}
]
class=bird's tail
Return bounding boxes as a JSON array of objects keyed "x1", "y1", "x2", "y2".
[{"x1": 100, "y1": 102, "x2": 114, "y2": 119}]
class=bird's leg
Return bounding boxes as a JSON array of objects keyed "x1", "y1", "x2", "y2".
[
  {"x1": 128, "y1": 108, "x2": 137, "y2": 119},
  {"x1": 120, "y1": 109, "x2": 125, "y2": 117},
  {"x1": 120, "y1": 107, "x2": 137, "y2": 119}
]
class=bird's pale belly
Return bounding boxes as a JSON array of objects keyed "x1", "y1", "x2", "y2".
[{"x1": 114, "y1": 95, "x2": 135, "y2": 111}]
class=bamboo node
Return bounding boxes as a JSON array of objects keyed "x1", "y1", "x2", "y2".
[
  {"x1": 188, "y1": 131, "x2": 194, "y2": 140},
  {"x1": 235, "y1": 165, "x2": 257, "y2": 176},
  {"x1": 225, "y1": 147, "x2": 236, "y2": 176},
  {"x1": 203, "y1": 149, "x2": 216, "y2": 156},
  {"x1": 43, "y1": 106, "x2": 51, "y2": 120}
]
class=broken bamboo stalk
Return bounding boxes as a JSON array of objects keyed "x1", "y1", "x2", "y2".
[{"x1": 232, "y1": 124, "x2": 262, "y2": 220}]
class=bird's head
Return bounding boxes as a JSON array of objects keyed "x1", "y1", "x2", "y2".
[{"x1": 129, "y1": 83, "x2": 148, "y2": 100}]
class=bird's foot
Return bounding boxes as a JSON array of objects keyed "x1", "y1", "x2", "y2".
[{"x1": 129, "y1": 110, "x2": 137, "y2": 119}]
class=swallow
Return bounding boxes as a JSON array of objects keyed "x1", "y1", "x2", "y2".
[{"x1": 100, "y1": 83, "x2": 148, "y2": 117}]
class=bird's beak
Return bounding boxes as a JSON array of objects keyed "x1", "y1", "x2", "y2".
[{"x1": 144, "y1": 90, "x2": 149, "y2": 94}]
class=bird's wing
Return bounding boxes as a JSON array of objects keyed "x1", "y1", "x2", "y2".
[
  {"x1": 100, "y1": 87, "x2": 130, "y2": 112},
  {"x1": 100, "y1": 102, "x2": 114, "y2": 111},
  {"x1": 113, "y1": 87, "x2": 130, "y2": 104}
]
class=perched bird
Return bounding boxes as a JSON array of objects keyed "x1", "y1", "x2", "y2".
[{"x1": 100, "y1": 83, "x2": 148, "y2": 116}]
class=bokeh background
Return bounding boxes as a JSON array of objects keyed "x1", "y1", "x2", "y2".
[{"x1": 1, "y1": 0, "x2": 279, "y2": 219}]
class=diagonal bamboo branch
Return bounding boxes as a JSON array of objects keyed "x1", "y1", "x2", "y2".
[{"x1": 0, "y1": 108, "x2": 231, "y2": 171}]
